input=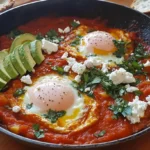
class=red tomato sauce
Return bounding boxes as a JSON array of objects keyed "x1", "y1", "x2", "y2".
[{"x1": 0, "y1": 16, "x2": 150, "y2": 144}]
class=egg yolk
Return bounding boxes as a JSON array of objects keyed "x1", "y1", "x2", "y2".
[
  {"x1": 27, "y1": 81, "x2": 75, "y2": 112},
  {"x1": 83, "y1": 31, "x2": 117, "y2": 55}
]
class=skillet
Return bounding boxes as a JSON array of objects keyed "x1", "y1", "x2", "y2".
[{"x1": 0, "y1": 0, "x2": 150, "y2": 149}]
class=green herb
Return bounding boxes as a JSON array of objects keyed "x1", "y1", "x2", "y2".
[
  {"x1": 7, "y1": 29, "x2": 24, "y2": 39},
  {"x1": 109, "y1": 98, "x2": 132, "y2": 118},
  {"x1": 32, "y1": 124, "x2": 45, "y2": 139},
  {"x1": 133, "y1": 44, "x2": 150, "y2": 59},
  {"x1": 134, "y1": 90, "x2": 143, "y2": 96},
  {"x1": 46, "y1": 29, "x2": 62, "y2": 43},
  {"x1": 43, "y1": 109, "x2": 66, "y2": 123},
  {"x1": 94, "y1": 130, "x2": 106, "y2": 138},
  {"x1": 71, "y1": 20, "x2": 80, "y2": 29},
  {"x1": 70, "y1": 35, "x2": 82, "y2": 47},
  {"x1": 52, "y1": 66, "x2": 65, "y2": 75},
  {"x1": 13, "y1": 88, "x2": 25, "y2": 97},
  {"x1": 36, "y1": 33, "x2": 44, "y2": 40},
  {"x1": 26, "y1": 103, "x2": 33, "y2": 109},
  {"x1": 113, "y1": 40, "x2": 130, "y2": 58}
]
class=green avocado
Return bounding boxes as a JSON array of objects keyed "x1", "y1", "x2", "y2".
[
  {"x1": 10, "y1": 33, "x2": 36, "y2": 53},
  {"x1": 18, "y1": 43, "x2": 36, "y2": 72},
  {"x1": 30, "y1": 40, "x2": 45, "y2": 65},
  {"x1": 10, "y1": 46, "x2": 27, "y2": 76},
  {"x1": 0, "y1": 78, "x2": 7, "y2": 91}
]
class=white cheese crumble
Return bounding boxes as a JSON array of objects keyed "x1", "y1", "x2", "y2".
[
  {"x1": 144, "y1": 60, "x2": 150, "y2": 67},
  {"x1": 84, "y1": 59, "x2": 94, "y2": 68},
  {"x1": 146, "y1": 95, "x2": 150, "y2": 105},
  {"x1": 64, "y1": 26, "x2": 71, "y2": 33},
  {"x1": 127, "y1": 96, "x2": 148, "y2": 124},
  {"x1": 101, "y1": 63, "x2": 108, "y2": 73},
  {"x1": 12, "y1": 106, "x2": 21, "y2": 113},
  {"x1": 64, "y1": 65, "x2": 71, "y2": 72},
  {"x1": 84, "y1": 87, "x2": 91, "y2": 92},
  {"x1": 42, "y1": 39, "x2": 58, "y2": 54},
  {"x1": 61, "y1": 52, "x2": 68, "y2": 59},
  {"x1": 20, "y1": 75, "x2": 32, "y2": 85},
  {"x1": 108, "y1": 68, "x2": 136, "y2": 85},
  {"x1": 66, "y1": 57, "x2": 77, "y2": 66},
  {"x1": 72, "y1": 62, "x2": 86, "y2": 74},
  {"x1": 58, "y1": 28, "x2": 64, "y2": 33},
  {"x1": 74, "y1": 75, "x2": 81, "y2": 83},
  {"x1": 74, "y1": 19, "x2": 80, "y2": 24},
  {"x1": 125, "y1": 84, "x2": 139, "y2": 93}
]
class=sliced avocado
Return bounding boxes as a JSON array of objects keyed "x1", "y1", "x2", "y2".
[
  {"x1": 30, "y1": 40, "x2": 45, "y2": 65},
  {"x1": 0, "y1": 64, "x2": 11, "y2": 82},
  {"x1": 10, "y1": 46, "x2": 27, "y2": 76},
  {"x1": 18, "y1": 43, "x2": 36, "y2": 72},
  {"x1": 0, "y1": 78, "x2": 7, "y2": 91},
  {"x1": 0, "y1": 49, "x2": 9, "y2": 64},
  {"x1": 3, "y1": 55, "x2": 19, "y2": 79},
  {"x1": 10, "y1": 33, "x2": 36, "y2": 53}
]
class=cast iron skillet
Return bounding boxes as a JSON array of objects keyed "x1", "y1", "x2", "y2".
[{"x1": 0, "y1": 0, "x2": 150, "y2": 149}]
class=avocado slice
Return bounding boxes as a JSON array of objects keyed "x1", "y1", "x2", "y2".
[
  {"x1": 0, "y1": 78, "x2": 7, "y2": 91},
  {"x1": 10, "y1": 46, "x2": 27, "y2": 76},
  {"x1": 30, "y1": 40, "x2": 45, "y2": 65},
  {"x1": 0, "y1": 49, "x2": 9, "y2": 64},
  {"x1": 18, "y1": 43, "x2": 36, "y2": 72},
  {"x1": 3, "y1": 55, "x2": 19, "y2": 79},
  {"x1": 10, "y1": 33, "x2": 36, "y2": 53},
  {"x1": 0, "y1": 64, "x2": 11, "y2": 82}
]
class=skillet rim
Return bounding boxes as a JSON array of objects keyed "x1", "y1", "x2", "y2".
[{"x1": 0, "y1": 0, "x2": 150, "y2": 148}]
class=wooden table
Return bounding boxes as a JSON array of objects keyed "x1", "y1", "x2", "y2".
[{"x1": 0, "y1": 0, "x2": 150, "y2": 150}]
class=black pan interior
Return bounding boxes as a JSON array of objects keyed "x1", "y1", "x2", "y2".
[{"x1": 0, "y1": 0, "x2": 150, "y2": 149}]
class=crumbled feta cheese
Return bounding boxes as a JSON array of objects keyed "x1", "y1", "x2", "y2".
[
  {"x1": 101, "y1": 63, "x2": 108, "y2": 73},
  {"x1": 23, "y1": 86, "x2": 29, "y2": 91},
  {"x1": 74, "y1": 19, "x2": 80, "y2": 24},
  {"x1": 61, "y1": 52, "x2": 68, "y2": 59},
  {"x1": 127, "y1": 96, "x2": 148, "y2": 124},
  {"x1": 144, "y1": 60, "x2": 150, "y2": 67},
  {"x1": 85, "y1": 87, "x2": 91, "y2": 92},
  {"x1": 66, "y1": 57, "x2": 76, "y2": 66},
  {"x1": 58, "y1": 28, "x2": 64, "y2": 33},
  {"x1": 64, "y1": 65, "x2": 71, "y2": 72},
  {"x1": 21, "y1": 75, "x2": 32, "y2": 85},
  {"x1": 146, "y1": 95, "x2": 150, "y2": 105},
  {"x1": 108, "y1": 68, "x2": 136, "y2": 85},
  {"x1": 84, "y1": 59, "x2": 94, "y2": 68},
  {"x1": 64, "y1": 26, "x2": 71, "y2": 33},
  {"x1": 125, "y1": 84, "x2": 139, "y2": 93},
  {"x1": 74, "y1": 75, "x2": 81, "y2": 83},
  {"x1": 61, "y1": 36, "x2": 64, "y2": 39},
  {"x1": 85, "y1": 57, "x2": 102, "y2": 66},
  {"x1": 72, "y1": 62, "x2": 86, "y2": 74},
  {"x1": 42, "y1": 39, "x2": 58, "y2": 54},
  {"x1": 12, "y1": 106, "x2": 21, "y2": 113},
  {"x1": 52, "y1": 39, "x2": 59, "y2": 44}
]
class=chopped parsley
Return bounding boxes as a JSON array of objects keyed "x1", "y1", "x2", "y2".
[
  {"x1": 94, "y1": 130, "x2": 106, "y2": 138},
  {"x1": 43, "y1": 109, "x2": 66, "y2": 123},
  {"x1": 26, "y1": 103, "x2": 33, "y2": 109},
  {"x1": 113, "y1": 40, "x2": 130, "y2": 58},
  {"x1": 13, "y1": 88, "x2": 25, "y2": 97},
  {"x1": 71, "y1": 20, "x2": 80, "y2": 29},
  {"x1": 70, "y1": 35, "x2": 82, "y2": 47},
  {"x1": 32, "y1": 124, "x2": 45, "y2": 139},
  {"x1": 36, "y1": 33, "x2": 44, "y2": 40},
  {"x1": 46, "y1": 29, "x2": 62, "y2": 43},
  {"x1": 7, "y1": 29, "x2": 24, "y2": 39},
  {"x1": 109, "y1": 98, "x2": 132, "y2": 118},
  {"x1": 52, "y1": 66, "x2": 65, "y2": 75}
]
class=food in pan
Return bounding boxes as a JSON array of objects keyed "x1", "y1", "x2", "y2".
[{"x1": 0, "y1": 16, "x2": 150, "y2": 144}]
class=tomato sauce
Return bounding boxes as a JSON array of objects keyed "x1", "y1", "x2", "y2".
[{"x1": 0, "y1": 16, "x2": 150, "y2": 144}]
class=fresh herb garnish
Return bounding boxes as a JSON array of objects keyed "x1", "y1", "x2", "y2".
[
  {"x1": 46, "y1": 29, "x2": 62, "y2": 43},
  {"x1": 32, "y1": 124, "x2": 45, "y2": 139},
  {"x1": 52, "y1": 66, "x2": 65, "y2": 75},
  {"x1": 70, "y1": 35, "x2": 82, "y2": 47},
  {"x1": 94, "y1": 130, "x2": 106, "y2": 138},
  {"x1": 36, "y1": 33, "x2": 44, "y2": 40},
  {"x1": 71, "y1": 21, "x2": 80, "y2": 29},
  {"x1": 26, "y1": 103, "x2": 33, "y2": 109},
  {"x1": 7, "y1": 29, "x2": 24, "y2": 39},
  {"x1": 43, "y1": 109, "x2": 66, "y2": 123},
  {"x1": 113, "y1": 40, "x2": 130, "y2": 58},
  {"x1": 109, "y1": 98, "x2": 132, "y2": 118},
  {"x1": 13, "y1": 88, "x2": 25, "y2": 97},
  {"x1": 134, "y1": 90, "x2": 143, "y2": 96}
]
